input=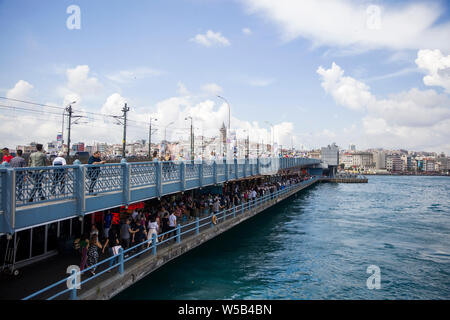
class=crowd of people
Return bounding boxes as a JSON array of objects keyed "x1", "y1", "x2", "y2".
[{"x1": 76, "y1": 173, "x2": 313, "y2": 275}]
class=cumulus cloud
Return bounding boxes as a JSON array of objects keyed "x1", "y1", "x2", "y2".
[
  {"x1": 66, "y1": 65, "x2": 102, "y2": 96},
  {"x1": 6, "y1": 80, "x2": 34, "y2": 100},
  {"x1": 415, "y1": 49, "x2": 450, "y2": 93},
  {"x1": 241, "y1": 0, "x2": 450, "y2": 52},
  {"x1": 191, "y1": 30, "x2": 231, "y2": 47},
  {"x1": 317, "y1": 62, "x2": 374, "y2": 110},
  {"x1": 317, "y1": 62, "x2": 450, "y2": 153}
]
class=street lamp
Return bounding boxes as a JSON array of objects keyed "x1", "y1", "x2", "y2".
[
  {"x1": 149, "y1": 117, "x2": 157, "y2": 158},
  {"x1": 164, "y1": 121, "x2": 175, "y2": 142},
  {"x1": 185, "y1": 116, "x2": 194, "y2": 161}
]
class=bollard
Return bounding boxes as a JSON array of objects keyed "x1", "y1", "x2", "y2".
[
  {"x1": 152, "y1": 233, "x2": 157, "y2": 256},
  {"x1": 119, "y1": 247, "x2": 124, "y2": 274},
  {"x1": 70, "y1": 269, "x2": 77, "y2": 300},
  {"x1": 176, "y1": 224, "x2": 181, "y2": 243}
]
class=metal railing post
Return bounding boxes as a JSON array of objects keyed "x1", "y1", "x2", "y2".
[
  {"x1": 152, "y1": 233, "x2": 157, "y2": 256},
  {"x1": 119, "y1": 247, "x2": 124, "y2": 274},
  {"x1": 156, "y1": 162, "x2": 162, "y2": 197},
  {"x1": 121, "y1": 159, "x2": 130, "y2": 206},
  {"x1": 4, "y1": 167, "x2": 16, "y2": 234},
  {"x1": 180, "y1": 162, "x2": 186, "y2": 191},
  {"x1": 74, "y1": 160, "x2": 86, "y2": 217},
  {"x1": 199, "y1": 162, "x2": 203, "y2": 187},
  {"x1": 195, "y1": 217, "x2": 199, "y2": 234},
  {"x1": 176, "y1": 224, "x2": 181, "y2": 243},
  {"x1": 233, "y1": 206, "x2": 236, "y2": 218},
  {"x1": 70, "y1": 269, "x2": 77, "y2": 300}
]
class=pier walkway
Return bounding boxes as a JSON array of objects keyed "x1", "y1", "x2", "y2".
[{"x1": 15, "y1": 177, "x2": 320, "y2": 300}]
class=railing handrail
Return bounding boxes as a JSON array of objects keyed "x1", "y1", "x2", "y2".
[{"x1": 21, "y1": 178, "x2": 318, "y2": 300}]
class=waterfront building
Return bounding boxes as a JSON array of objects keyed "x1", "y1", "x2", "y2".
[
  {"x1": 401, "y1": 155, "x2": 412, "y2": 171},
  {"x1": 352, "y1": 152, "x2": 374, "y2": 169},
  {"x1": 373, "y1": 151, "x2": 386, "y2": 170},
  {"x1": 321, "y1": 143, "x2": 339, "y2": 177},
  {"x1": 340, "y1": 152, "x2": 354, "y2": 169},
  {"x1": 423, "y1": 158, "x2": 436, "y2": 172},
  {"x1": 386, "y1": 155, "x2": 402, "y2": 172}
]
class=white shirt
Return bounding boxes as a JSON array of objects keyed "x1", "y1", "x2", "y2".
[
  {"x1": 169, "y1": 214, "x2": 176, "y2": 227},
  {"x1": 148, "y1": 221, "x2": 158, "y2": 230}
]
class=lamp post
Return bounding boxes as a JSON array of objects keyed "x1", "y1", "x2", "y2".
[
  {"x1": 149, "y1": 117, "x2": 157, "y2": 158},
  {"x1": 185, "y1": 116, "x2": 194, "y2": 161}
]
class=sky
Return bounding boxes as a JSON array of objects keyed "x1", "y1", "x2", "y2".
[{"x1": 0, "y1": 0, "x2": 449, "y2": 153}]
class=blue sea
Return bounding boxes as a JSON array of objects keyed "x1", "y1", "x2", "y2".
[{"x1": 115, "y1": 176, "x2": 450, "y2": 300}]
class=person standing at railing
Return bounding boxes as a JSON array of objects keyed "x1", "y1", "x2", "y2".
[
  {"x1": 50, "y1": 152, "x2": 67, "y2": 197},
  {"x1": 87, "y1": 151, "x2": 106, "y2": 194},
  {"x1": 28, "y1": 143, "x2": 48, "y2": 202},
  {"x1": 10, "y1": 149, "x2": 26, "y2": 201}
]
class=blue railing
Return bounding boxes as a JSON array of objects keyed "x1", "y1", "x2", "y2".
[
  {"x1": 22, "y1": 177, "x2": 319, "y2": 300},
  {"x1": 0, "y1": 157, "x2": 320, "y2": 234}
]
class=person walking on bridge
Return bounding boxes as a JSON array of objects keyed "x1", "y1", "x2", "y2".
[
  {"x1": 10, "y1": 149, "x2": 26, "y2": 201},
  {"x1": 28, "y1": 144, "x2": 48, "y2": 202},
  {"x1": 50, "y1": 152, "x2": 66, "y2": 197}
]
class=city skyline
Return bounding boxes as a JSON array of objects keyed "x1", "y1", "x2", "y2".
[{"x1": 1, "y1": 0, "x2": 450, "y2": 153}]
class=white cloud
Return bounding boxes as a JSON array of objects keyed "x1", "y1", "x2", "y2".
[
  {"x1": 241, "y1": 0, "x2": 450, "y2": 52},
  {"x1": 107, "y1": 67, "x2": 163, "y2": 84},
  {"x1": 317, "y1": 62, "x2": 374, "y2": 110},
  {"x1": 415, "y1": 49, "x2": 450, "y2": 93},
  {"x1": 6, "y1": 80, "x2": 34, "y2": 100},
  {"x1": 242, "y1": 27, "x2": 252, "y2": 35},
  {"x1": 201, "y1": 83, "x2": 223, "y2": 95},
  {"x1": 101, "y1": 93, "x2": 127, "y2": 116},
  {"x1": 191, "y1": 30, "x2": 231, "y2": 47},
  {"x1": 66, "y1": 65, "x2": 102, "y2": 96},
  {"x1": 317, "y1": 62, "x2": 450, "y2": 153}
]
